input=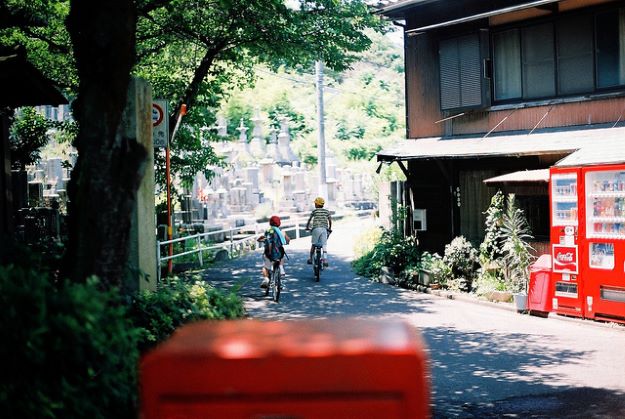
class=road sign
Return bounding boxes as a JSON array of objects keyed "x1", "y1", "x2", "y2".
[{"x1": 152, "y1": 100, "x2": 169, "y2": 148}]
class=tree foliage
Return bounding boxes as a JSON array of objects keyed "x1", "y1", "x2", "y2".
[
  {"x1": 8, "y1": 107, "x2": 50, "y2": 169},
  {"x1": 2, "y1": 0, "x2": 389, "y2": 287}
]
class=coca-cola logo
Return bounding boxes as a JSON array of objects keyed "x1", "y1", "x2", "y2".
[{"x1": 553, "y1": 245, "x2": 578, "y2": 273}]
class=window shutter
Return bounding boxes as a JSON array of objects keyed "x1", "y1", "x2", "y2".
[
  {"x1": 439, "y1": 38, "x2": 461, "y2": 110},
  {"x1": 439, "y1": 33, "x2": 490, "y2": 111}
]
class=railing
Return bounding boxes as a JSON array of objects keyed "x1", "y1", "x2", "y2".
[{"x1": 156, "y1": 209, "x2": 375, "y2": 282}]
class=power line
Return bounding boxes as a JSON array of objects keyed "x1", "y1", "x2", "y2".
[{"x1": 253, "y1": 67, "x2": 404, "y2": 106}]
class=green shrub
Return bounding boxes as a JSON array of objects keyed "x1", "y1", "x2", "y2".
[
  {"x1": 422, "y1": 252, "x2": 452, "y2": 286},
  {"x1": 130, "y1": 277, "x2": 245, "y2": 352},
  {"x1": 501, "y1": 194, "x2": 535, "y2": 293},
  {"x1": 0, "y1": 265, "x2": 140, "y2": 419},
  {"x1": 473, "y1": 269, "x2": 507, "y2": 296},
  {"x1": 479, "y1": 190, "x2": 506, "y2": 263},
  {"x1": 353, "y1": 230, "x2": 420, "y2": 278},
  {"x1": 443, "y1": 236, "x2": 479, "y2": 291}
]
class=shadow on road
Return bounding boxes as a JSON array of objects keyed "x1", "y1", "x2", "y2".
[
  {"x1": 198, "y1": 243, "x2": 437, "y2": 319},
  {"x1": 194, "y1": 223, "x2": 625, "y2": 418},
  {"x1": 421, "y1": 325, "x2": 625, "y2": 417}
]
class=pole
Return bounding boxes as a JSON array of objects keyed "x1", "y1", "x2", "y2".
[
  {"x1": 166, "y1": 145, "x2": 173, "y2": 274},
  {"x1": 166, "y1": 104, "x2": 187, "y2": 275},
  {"x1": 316, "y1": 60, "x2": 328, "y2": 199}
]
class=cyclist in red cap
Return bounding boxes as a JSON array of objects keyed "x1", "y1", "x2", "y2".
[{"x1": 257, "y1": 215, "x2": 290, "y2": 289}]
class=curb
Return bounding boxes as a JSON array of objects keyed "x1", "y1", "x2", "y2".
[{"x1": 416, "y1": 286, "x2": 625, "y2": 331}]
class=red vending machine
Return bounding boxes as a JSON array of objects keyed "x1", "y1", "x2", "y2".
[
  {"x1": 580, "y1": 165, "x2": 625, "y2": 322},
  {"x1": 550, "y1": 167, "x2": 585, "y2": 318}
]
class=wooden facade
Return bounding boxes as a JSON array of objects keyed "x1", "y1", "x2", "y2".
[{"x1": 379, "y1": 0, "x2": 625, "y2": 252}]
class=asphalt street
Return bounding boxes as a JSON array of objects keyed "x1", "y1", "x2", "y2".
[{"x1": 199, "y1": 215, "x2": 625, "y2": 418}]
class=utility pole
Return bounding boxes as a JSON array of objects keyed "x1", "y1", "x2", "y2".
[{"x1": 316, "y1": 60, "x2": 328, "y2": 199}]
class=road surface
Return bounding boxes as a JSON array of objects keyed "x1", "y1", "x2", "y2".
[{"x1": 199, "y1": 216, "x2": 625, "y2": 418}]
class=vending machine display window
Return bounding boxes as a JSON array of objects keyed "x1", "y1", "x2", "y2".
[
  {"x1": 585, "y1": 170, "x2": 625, "y2": 239},
  {"x1": 552, "y1": 174, "x2": 578, "y2": 226},
  {"x1": 589, "y1": 242, "x2": 615, "y2": 270}
]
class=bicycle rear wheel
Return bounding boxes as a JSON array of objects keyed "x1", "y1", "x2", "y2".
[
  {"x1": 313, "y1": 249, "x2": 321, "y2": 282},
  {"x1": 271, "y1": 264, "x2": 281, "y2": 302}
]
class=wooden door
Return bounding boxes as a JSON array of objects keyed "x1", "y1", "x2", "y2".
[{"x1": 459, "y1": 170, "x2": 497, "y2": 245}]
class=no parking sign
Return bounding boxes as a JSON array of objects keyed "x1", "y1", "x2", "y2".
[{"x1": 152, "y1": 100, "x2": 169, "y2": 148}]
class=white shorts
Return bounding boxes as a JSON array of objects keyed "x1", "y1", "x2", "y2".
[
  {"x1": 263, "y1": 256, "x2": 285, "y2": 274},
  {"x1": 311, "y1": 227, "x2": 328, "y2": 251}
]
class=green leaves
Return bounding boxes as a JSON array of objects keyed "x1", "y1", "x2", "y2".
[
  {"x1": 9, "y1": 107, "x2": 51, "y2": 169},
  {"x1": 0, "y1": 267, "x2": 140, "y2": 419},
  {"x1": 130, "y1": 277, "x2": 244, "y2": 353},
  {"x1": 501, "y1": 194, "x2": 535, "y2": 293}
]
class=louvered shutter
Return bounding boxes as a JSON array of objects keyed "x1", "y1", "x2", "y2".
[{"x1": 439, "y1": 32, "x2": 490, "y2": 111}]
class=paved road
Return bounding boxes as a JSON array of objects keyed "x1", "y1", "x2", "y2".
[{"x1": 199, "y1": 216, "x2": 625, "y2": 418}]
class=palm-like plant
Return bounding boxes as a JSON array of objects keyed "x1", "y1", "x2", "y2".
[{"x1": 501, "y1": 194, "x2": 535, "y2": 294}]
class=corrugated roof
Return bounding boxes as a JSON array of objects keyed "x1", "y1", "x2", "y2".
[
  {"x1": 483, "y1": 169, "x2": 549, "y2": 183},
  {"x1": 377, "y1": 126, "x2": 625, "y2": 166},
  {"x1": 555, "y1": 138, "x2": 625, "y2": 167}
]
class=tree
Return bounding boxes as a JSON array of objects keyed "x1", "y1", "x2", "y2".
[
  {"x1": 2, "y1": 0, "x2": 388, "y2": 289},
  {"x1": 134, "y1": 0, "x2": 387, "y2": 199},
  {"x1": 60, "y1": 0, "x2": 139, "y2": 286},
  {"x1": 8, "y1": 107, "x2": 50, "y2": 170}
]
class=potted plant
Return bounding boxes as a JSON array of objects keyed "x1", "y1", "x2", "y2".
[
  {"x1": 500, "y1": 194, "x2": 535, "y2": 313},
  {"x1": 420, "y1": 252, "x2": 450, "y2": 289},
  {"x1": 418, "y1": 251, "x2": 435, "y2": 286}
]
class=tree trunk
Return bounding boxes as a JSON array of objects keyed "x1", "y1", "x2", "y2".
[{"x1": 63, "y1": 1, "x2": 145, "y2": 288}]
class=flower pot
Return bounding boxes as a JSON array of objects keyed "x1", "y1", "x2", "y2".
[
  {"x1": 513, "y1": 292, "x2": 528, "y2": 313},
  {"x1": 486, "y1": 291, "x2": 513, "y2": 303},
  {"x1": 419, "y1": 270, "x2": 431, "y2": 286}
]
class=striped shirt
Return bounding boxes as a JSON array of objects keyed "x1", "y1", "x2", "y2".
[{"x1": 310, "y1": 208, "x2": 331, "y2": 229}]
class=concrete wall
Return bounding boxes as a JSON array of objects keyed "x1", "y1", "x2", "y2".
[{"x1": 124, "y1": 78, "x2": 157, "y2": 292}]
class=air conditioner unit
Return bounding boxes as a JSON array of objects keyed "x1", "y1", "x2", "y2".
[{"x1": 413, "y1": 209, "x2": 427, "y2": 231}]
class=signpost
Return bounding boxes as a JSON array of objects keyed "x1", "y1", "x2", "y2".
[{"x1": 152, "y1": 100, "x2": 169, "y2": 148}]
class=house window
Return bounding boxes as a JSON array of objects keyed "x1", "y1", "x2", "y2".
[
  {"x1": 596, "y1": 9, "x2": 625, "y2": 88},
  {"x1": 522, "y1": 22, "x2": 556, "y2": 99},
  {"x1": 493, "y1": 29, "x2": 521, "y2": 100},
  {"x1": 492, "y1": 7, "x2": 625, "y2": 103},
  {"x1": 439, "y1": 33, "x2": 490, "y2": 111},
  {"x1": 557, "y1": 14, "x2": 594, "y2": 95}
]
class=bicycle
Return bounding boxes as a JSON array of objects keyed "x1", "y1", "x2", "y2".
[
  {"x1": 264, "y1": 259, "x2": 282, "y2": 302},
  {"x1": 310, "y1": 229, "x2": 331, "y2": 282},
  {"x1": 312, "y1": 243, "x2": 323, "y2": 282}
]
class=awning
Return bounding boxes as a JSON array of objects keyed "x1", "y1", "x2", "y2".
[
  {"x1": 483, "y1": 169, "x2": 549, "y2": 184},
  {"x1": 405, "y1": 0, "x2": 560, "y2": 34},
  {"x1": 377, "y1": 125, "x2": 625, "y2": 164},
  {"x1": 555, "y1": 138, "x2": 625, "y2": 167}
]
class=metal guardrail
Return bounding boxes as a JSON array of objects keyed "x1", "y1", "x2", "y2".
[{"x1": 156, "y1": 209, "x2": 375, "y2": 282}]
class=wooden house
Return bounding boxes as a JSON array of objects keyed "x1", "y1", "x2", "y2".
[{"x1": 376, "y1": 0, "x2": 625, "y2": 253}]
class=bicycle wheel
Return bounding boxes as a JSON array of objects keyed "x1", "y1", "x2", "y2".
[
  {"x1": 271, "y1": 266, "x2": 281, "y2": 302},
  {"x1": 314, "y1": 249, "x2": 321, "y2": 282}
]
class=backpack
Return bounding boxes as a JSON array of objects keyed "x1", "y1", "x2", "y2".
[{"x1": 264, "y1": 227, "x2": 285, "y2": 261}]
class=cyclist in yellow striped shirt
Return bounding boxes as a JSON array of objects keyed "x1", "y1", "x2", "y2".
[{"x1": 305, "y1": 197, "x2": 332, "y2": 267}]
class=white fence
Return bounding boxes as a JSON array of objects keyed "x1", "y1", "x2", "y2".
[{"x1": 156, "y1": 210, "x2": 374, "y2": 283}]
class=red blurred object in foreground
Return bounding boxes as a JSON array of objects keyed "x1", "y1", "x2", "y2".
[{"x1": 141, "y1": 318, "x2": 430, "y2": 418}]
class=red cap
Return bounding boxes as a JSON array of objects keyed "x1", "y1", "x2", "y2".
[{"x1": 269, "y1": 215, "x2": 281, "y2": 227}]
